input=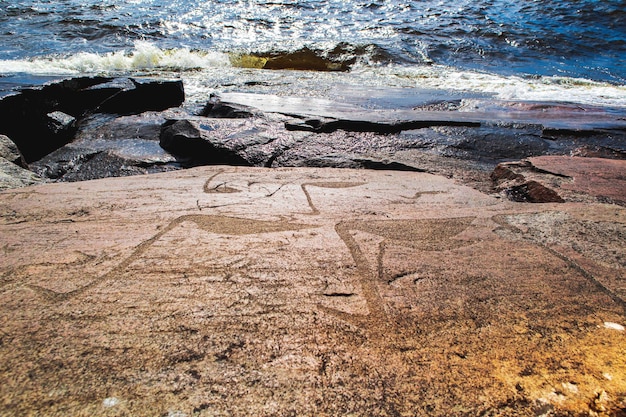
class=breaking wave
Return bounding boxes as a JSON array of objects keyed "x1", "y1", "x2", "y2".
[
  {"x1": 372, "y1": 65, "x2": 626, "y2": 108},
  {"x1": 1, "y1": 42, "x2": 624, "y2": 108},
  {"x1": 0, "y1": 42, "x2": 231, "y2": 75},
  {"x1": 0, "y1": 42, "x2": 397, "y2": 75}
]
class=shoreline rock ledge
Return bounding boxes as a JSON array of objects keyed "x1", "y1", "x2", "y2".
[
  {"x1": 2, "y1": 77, "x2": 626, "y2": 197},
  {"x1": 0, "y1": 76, "x2": 184, "y2": 163},
  {"x1": 1, "y1": 166, "x2": 624, "y2": 416}
]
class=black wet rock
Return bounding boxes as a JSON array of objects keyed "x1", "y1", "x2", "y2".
[
  {"x1": 285, "y1": 117, "x2": 480, "y2": 134},
  {"x1": 46, "y1": 111, "x2": 77, "y2": 135},
  {"x1": 0, "y1": 91, "x2": 79, "y2": 162},
  {"x1": 30, "y1": 112, "x2": 183, "y2": 182},
  {"x1": 30, "y1": 146, "x2": 180, "y2": 182},
  {"x1": 200, "y1": 97, "x2": 256, "y2": 119},
  {"x1": 159, "y1": 119, "x2": 251, "y2": 166},
  {"x1": 95, "y1": 78, "x2": 185, "y2": 115},
  {"x1": 0, "y1": 77, "x2": 185, "y2": 162},
  {"x1": 55, "y1": 151, "x2": 157, "y2": 182}
]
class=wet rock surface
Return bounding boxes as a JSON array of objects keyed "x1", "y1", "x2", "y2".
[
  {"x1": 2, "y1": 77, "x2": 626, "y2": 196},
  {"x1": 0, "y1": 167, "x2": 624, "y2": 416},
  {"x1": 29, "y1": 111, "x2": 185, "y2": 182},
  {"x1": 0, "y1": 77, "x2": 184, "y2": 163}
]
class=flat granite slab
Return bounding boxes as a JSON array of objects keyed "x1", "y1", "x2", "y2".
[{"x1": 0, "y1": 167, "x2": 625, "y2": 416}]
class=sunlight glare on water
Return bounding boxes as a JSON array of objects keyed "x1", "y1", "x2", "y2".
[{"x1": 0, "y1": 0, "x2": 624, "y2": 106}]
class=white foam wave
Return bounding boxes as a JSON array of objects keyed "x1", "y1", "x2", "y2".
[
  {"x1": 1, "y1": 41, "x2": 624, "y2": 108},
  {"x1": 371, "y1": 64, "x2": 626, "y2": 108},
  {"x1": 0, "y1": 42, "x2": 231, "y2": 75}
]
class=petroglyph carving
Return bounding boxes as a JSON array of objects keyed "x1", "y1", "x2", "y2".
[
  {"x1": 401, "y1": 190, "x2": 447, "y2": 200},
  {"x1": 13, "y1": 168, "x2": 482, "y2": 333},
  {"x1": 492, "y1": 213, "x2": 626, "y2": 311},
  {"x1": 25, "y1": 215, "x2": 312, "y2": 301},
  {"x1": 321, "y1": 217, "x2": 476, "y2": 329},
  {"x1": 301, "y1": 182, "x2": 365, "y2": 214},
  {"x1": 203, "y1": 170, "x2": 241, "y2": 194}
]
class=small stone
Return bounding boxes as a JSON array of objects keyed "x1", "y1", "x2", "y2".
[
  {"x1": 603, "y1": 322, "x2": 625, "y2": 331},
  {"x1": 102, "y1": 397, "x2": 120, "y2": 408},
  {"x1": 46, "y1": 111, "x2": 76, "y2": 134}
]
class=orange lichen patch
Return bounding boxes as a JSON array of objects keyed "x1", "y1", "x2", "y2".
[{"x1": 493, "y1": 322, "x2": 626, "y2": 415}]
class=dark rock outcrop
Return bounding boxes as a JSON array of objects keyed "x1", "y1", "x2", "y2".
[
  {"x1": 201, "y1": 96, "x2": 256, "y2": 119},
  {"x1": 0, "y1": 77, "x2": 184, "y2": 162},
  {"x1": 29, "y1": 112, "x2": 183, "y2": 182},
  {"x1": 0, "y1": 91, "x2": 79, "y2": 162},
  {"x1": 94, "y1": 78, "x2": 185, "y2": 115},
  {"x1": 5, "y1": 81, "x2": 626, "y2": 196},
  {"x1": 233, "y1": 46, "x2": 356, "y2": 72},
  {"x1": 505, "y1": 180, "x2": 565, "y2": 203},
  {"x1": 159, "y1": 119, "x2": 250, "y2": 166},
  {"x1": 262, "y1": 48, "x2": 351, "y2": 71},
  {"x1": 285, "y1": 117, "x2": 480, "y2": 134}
]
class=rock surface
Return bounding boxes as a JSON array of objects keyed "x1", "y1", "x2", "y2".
[
  {"x1": 0, "y1": 157, "x2": 43, "y2": 190},
  {"x1": 0, "y1": 134, "x2": 27, "y2": 168},
  {"x1": 29, "y1": 111, "x2": 186, "y2": 182},
  {"x1": 5, "y1": 77, "x2": 625, "y2": 195},
  {"x1": 159, "y1": 119, "x2": 251, "y2": 166},
  {"x1": 0, "y1": 77, "x2": 184, "y2": 163},
  {"x1": 1, "y1": 167, "x2": 624, "y2": 416},
  {"x1": 492, "y1": 156, "x2": 626, "y2": 205},
  {"x1": 0, "y1": 134, "x2": 43, "y2": 189}
]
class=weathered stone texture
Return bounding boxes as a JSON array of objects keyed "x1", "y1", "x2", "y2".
[
  {"x1": 0, "y1": 167, "x2": 624, "y2": 416},
  {"x1": 493, "y1": 156, "x2": 626, "y2": 205}
]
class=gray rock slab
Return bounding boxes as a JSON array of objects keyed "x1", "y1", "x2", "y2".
[
  {"x1": 0, "y1": 156, "x2": 43, "y2": 190},
  {"x1": 215, "y1": 92, "x2": 626, "y2": 133}
]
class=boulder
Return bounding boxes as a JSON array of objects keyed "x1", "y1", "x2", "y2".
[
  {"x1": 158, "y1": 116, "x2": 431, "y2": 173},
  {"x1": 0, "y1": 134, "x2": 27, "y2": 168},
  {"x1": 234, "y1": 46, "x2": 354, "y2": 71},
  {"x1": 0, "y1": 77, "x2": 185, "y2": 162},
  {"x1": 159, "y1": 119, "x2": 250, "y2": 166},
  {"x1": 0, "y1": 91, "x2": 79, "y2": 162},
  {"x1": 201, "y1": 96, "x2": 256, "y2": 119},
  {"x1": 29, "y1": 149, "x2": 152, "y2": 182},
  {"x1": 46, "y1": 111, "x2": 77, "y2": 135},
  {"x1": 29, "y1": 112, "x2": 183, "y2": 182},
  {"x1": 0, "y1": 156, "x2": 42, "y2": 189},
  {"x1": 95, "y1": 78, "x2": 185, "y2": 115}
]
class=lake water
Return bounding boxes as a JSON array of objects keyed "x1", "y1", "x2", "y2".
[{"x1": 1, "y1": 0, "x2": 625, "y2": 107}]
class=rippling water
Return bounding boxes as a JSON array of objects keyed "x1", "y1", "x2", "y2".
[{"x1": 1, "y1": 0, "x2": 625, "y2": 106}]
